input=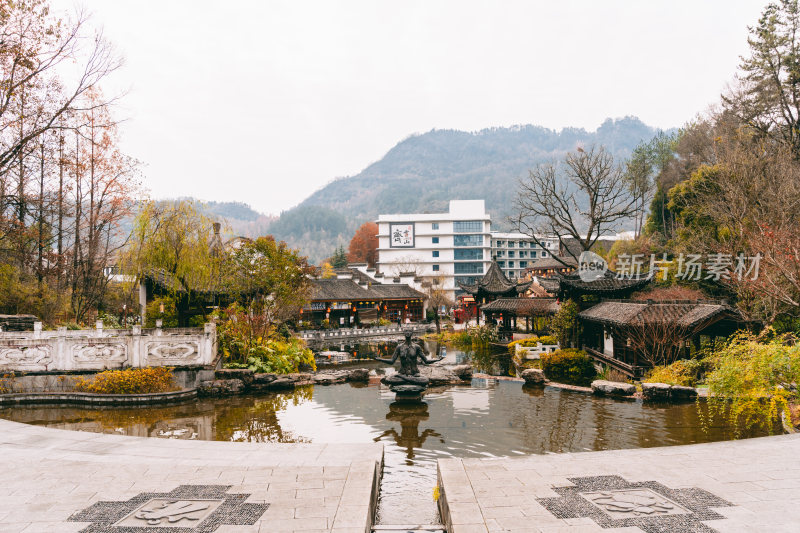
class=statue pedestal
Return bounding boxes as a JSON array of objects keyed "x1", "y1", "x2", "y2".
[{"x1": 389, "y1": 384, "x2": 426, "y2": 403}]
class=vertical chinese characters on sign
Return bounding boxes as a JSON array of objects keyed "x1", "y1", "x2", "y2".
[{"x1": 389, "y1": 223, "x2": 415, "y2": 248}]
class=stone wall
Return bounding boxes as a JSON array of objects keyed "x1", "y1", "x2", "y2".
[{"x1": 0, "y1": 322, "x2": 217, "y2": 373}]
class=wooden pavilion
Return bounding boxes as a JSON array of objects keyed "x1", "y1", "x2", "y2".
[
  {"x1": 457, "y1": 260, "x2": 532, "y2": 320},
  {"x1": 480, "y1": 298, "x2": 560, "y2": 334},
  {"x1": 578, "y1": 300, "x2": 754, "y2": 378}
]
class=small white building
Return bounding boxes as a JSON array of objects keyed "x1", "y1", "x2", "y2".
[{"x1": 376, "y1": 200, "x2": 492, "y2": 301}]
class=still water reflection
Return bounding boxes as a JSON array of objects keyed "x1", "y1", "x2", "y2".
[{"x1": 0, "y1": 379, "x2": 765, "y2": 525}]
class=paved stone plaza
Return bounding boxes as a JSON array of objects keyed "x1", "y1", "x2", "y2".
[
  {"x1": 0, "y1": 419, "x2": 383, "y2": 533},
  {"x1": 437, "y1": 433, "x2": 800, "y2": 533}
]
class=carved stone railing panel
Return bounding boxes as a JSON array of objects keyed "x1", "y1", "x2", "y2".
[
  {"x1": 0, "y1": 324, "x2": 215, "y2": 372},
  {"x1": 0, "y1": 344, "x2": 53, "y2": 371},
  {"x1": 144, "y1": 338, "x2": 201, "y2": 366},
  {"x1": 71, "y1": 341, "x2": 128, "y2": 369}
]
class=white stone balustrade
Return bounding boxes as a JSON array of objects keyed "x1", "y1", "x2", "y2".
[
  {"x1": 516, "y1": 342, "x2": 560, "y2": 360},
  {"x1": 0, "y1": 322, "x2": 217, "y2": 372}
]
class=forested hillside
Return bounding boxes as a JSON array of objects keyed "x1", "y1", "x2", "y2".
[{"x1": 271, "y1": 116, "x2": 663, "y2": 262}]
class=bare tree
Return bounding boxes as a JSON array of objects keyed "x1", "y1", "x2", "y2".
[
  {"x1": 513, "y1": 145, "x2": 637, "y2": 266},
  {"x1": 626, "y1": 319, "x2": 692, "y2": 367},
  {"x1": 421, "y1": 272, "x2": 452, "y2": 333}
]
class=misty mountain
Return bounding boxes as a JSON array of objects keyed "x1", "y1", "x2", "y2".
[{"x1": 268, "y1": 116, "x2": 666, "y2": 263}]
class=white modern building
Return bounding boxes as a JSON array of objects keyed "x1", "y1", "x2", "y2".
[
  {"x1": 376, "y1": 200, "x2": 492, "y2": 301},
  {"x1": 490, "y1": 232, "x2": 558, "y2": 280}
]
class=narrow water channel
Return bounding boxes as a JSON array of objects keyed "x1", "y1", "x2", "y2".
[{"x1": 0, "y1": 374, "x2": 766, "y2": 525}]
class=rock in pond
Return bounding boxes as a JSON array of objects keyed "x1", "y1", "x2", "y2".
[
  {"x1": 670, "y1": 385, "x2": 699, "y2": 401},
  {"x1": 268, "y1": 377, "x2": 297, "y2": 390},
  {"x1": 450, "y1": 365, "x2": 473, "y2": 381},
  {"x1": 214, "y1": 368, "x2": 254, "y2": 388},
  {"x1": 198, "y1": 379, "x2": 244, "y2": 397},
  {"x1": 346, "y1": 368, "x2": 370, "y2": 382},
  {"x1": 642, "y1": 382, "x2": 671, "y2": 401},
  {"x1": 521, "y1": 368, "x2": 546, "y2": 385},
  {"x1": 420, "y1": 365, "x2": 473, "y2": 385},
  {"x1": 591, "y1": 380, "x2": 636, "y2": 397}
]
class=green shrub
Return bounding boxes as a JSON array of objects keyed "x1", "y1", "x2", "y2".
[
  {"x1": 541, "y1": 348, "x2": 597, "y2": 386},
  {"x1": 222, "y1": 336, "x2": 316, "y2": 374},
  {"x1": 644, "y1": 359, "x2": 704, "y2": 387},
  {"x1": 74, "y1": 367, "x2": 179, "y2": 394}
]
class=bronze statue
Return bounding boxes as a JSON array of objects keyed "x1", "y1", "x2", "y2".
[{"x1": 374, "y1": 330, "x2": 443, "y2": 387}]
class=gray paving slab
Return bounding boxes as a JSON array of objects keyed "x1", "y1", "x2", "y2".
[
  {"x1": 0, "y1": 418, "x2": 383, "y2": 533},
  {"x1": 438, "y1": 433, "x2": 800, "y2": 532}
]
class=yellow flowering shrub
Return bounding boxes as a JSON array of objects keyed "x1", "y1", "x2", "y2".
[{"x1": 74, "y1": 367, "x2": 179, "y2": 395}]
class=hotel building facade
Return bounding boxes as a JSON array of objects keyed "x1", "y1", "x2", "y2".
[{"x1": 376, "y1": 200, "x2": 556, "y2": 301}]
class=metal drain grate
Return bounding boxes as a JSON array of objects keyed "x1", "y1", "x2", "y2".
[{"x1": 372, "y1": 526, "x2": 446, "y2": 533}]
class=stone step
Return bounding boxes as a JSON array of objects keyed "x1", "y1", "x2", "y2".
[{"x1": 371, "y1": 526, "x2": 446, "y2": 533}]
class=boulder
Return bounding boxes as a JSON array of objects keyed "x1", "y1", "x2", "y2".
[
  {"x1": 287, "y1": 373, "x2": 313, "y2": 386},
  {"x1": 214, "y1": 368, "x2": 254, "y2": 388},
  {"x1": 591, "y1": 380, "x2": 636, "y2": 397},
  {"x1": 313, "y1": 372, "x2": 347, "y2": 385},
  {"x1": 642, "y1": 382, "x2": 671, "y2": 402},
  {"x1": 197, "y1": 379, "x2": 244, "y2": 397},
  {"x1": 521, "y1": 368, "x2": 546, "y2": 386},
  {"x1": 450, "y1": 365, "x2": 473, "y2": 381},
  {"x1": 670, "y1": 385, "x2": 698, "y2": 401},
  {"x1": 346, "y1": 368, "x2": 370, "y2": 382},
  {"x1": 267, "y1": 377, "x2": 296, "y2": 390},
  {"x1": 250, "y1": 373, "x2": 277, "y2": 391}
]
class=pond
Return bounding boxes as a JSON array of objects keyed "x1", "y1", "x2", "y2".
[{"x1": 0, "y1": 374, "x2": 767, "y2": 525}]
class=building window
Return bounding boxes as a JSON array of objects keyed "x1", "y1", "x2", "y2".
[
  {"x1": 432, "y1": 264, "x2": 439, "y2": 271},
  {"x1": 542, "y1": 251, "x2": 548, "y2": 257},
  {"x1": 432, "y1": 223, "x2": 439, "y2": 230},
  {"x1": 454, "y1": 248, "x2": 482, "y2": 260},
  {"x1": 519, "y1": 251, "x2": 527, "y2": 258},
  {"x1": 453, "y1": 220, "x2": 483, "y2": 233},
  {"x1": 508, "y1": 261, "x2": 515, "y2": 268},
  {"x1": 531, "y1": 251, "x2": 537, "y2": 258},
  {"x1": 497, "y1": 261, "x2": 505, "y2": 268},
  {"x1": 432, "y1": 250, "x2": 439, "y2": 258},
  {"x1": 454, "y1": 262, "x2": 484, "y2": 274},
  {"x1": 454, "y1": 234, "x2": 483, "y2": 247},
  {"x1": 520, "y1": 261, "x2": 528, "y2": 268},
  {"x1": 508, "y1": 251, "x2": 515, "y2": 258},
  {"x1": 495, "y1": 240, "x2": 503, "y2": 247},
  {"x1": 519, "y1": 241, "x2": 526, "y2": 248},
  {"x1": 455, "y1": 275, "x2": 480, "y2": 286},
  {"x1": 432, "y1": 237, "x2": 439, "y2": 244},
  {"x1": 508, "y1": 241, "x2": 515, "y2": 248}
]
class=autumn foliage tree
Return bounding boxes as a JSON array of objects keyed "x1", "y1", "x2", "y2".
[{"x1": 347, "y1": 221, "x2": 378, "y2": 267}]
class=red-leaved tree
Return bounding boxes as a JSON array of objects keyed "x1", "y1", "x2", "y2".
[{"x1": 347, "y1": 222, "x2": 378, "y2": 267}]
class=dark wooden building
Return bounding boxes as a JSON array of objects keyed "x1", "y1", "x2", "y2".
[
  {"x1": 525, "y1": 256, "x2": 578, "y2": 278},
  {"x1": 481, "y1": 298, "x2": 560, "y2": 334},
  {"x1": 578, "y1": 300, "x2": 753, "y2": 378},
  {"x1": 458, "y1": 260, "x2": 532, "y2": 307},
  {"x1": 304, "y1": 278, "x2": 426, "y2": 328}
]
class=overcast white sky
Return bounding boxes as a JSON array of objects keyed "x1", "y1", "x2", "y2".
[{"x1": 52, "y1": 1, "x2": 769, "y2": 216}]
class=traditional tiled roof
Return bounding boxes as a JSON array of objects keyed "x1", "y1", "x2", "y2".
[
  {"x1": 310, "y1": 279, "x2": 372, "y2": 301},
  {"x1": 143, "y1": 268, "x2": 225, "y2": 295},
  {"x1": 368, "y1": 284, "x2": 426, "y2": 300},
  {"x1": 579, "y1": 300, "x2": 745, "y2": 329},
  {"x1": 458, "y1": 261, "x2": 532, "y2": 296},
  {"x1": 527, "y1": 256, "x2": 578, "y2": 271},
  {"x1": 535, "y1": 277, "x2": 561, "y2": 294},
  {"x1": 481, "y1": 298, "x2": 560, "y2": 316},
  {"x1": 310, "y1": 278, "x2": 425, "y2": 302},
  {"x1": 558, "y1": 270, "x2": 652, "y2": 294}
]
